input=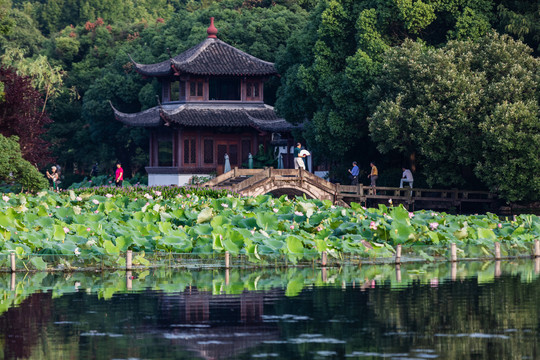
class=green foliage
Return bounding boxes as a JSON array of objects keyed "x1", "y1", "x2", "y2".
[
  {"x1": 0, "y1": 189, "x2": 538, "y2": 270},
  {"x1": 367, "y1": 33, "x2": 540, "y2": 201},
  {"x1": 0, "y1": 135, "x2": 48, "y2": 191}
]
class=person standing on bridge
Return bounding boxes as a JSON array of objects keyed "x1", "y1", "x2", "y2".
[
  {"x1": 400, "y1": 167, "x2": 414, "y2": 188},
  {"x1": 348, "y1": 161, "x2": 359, "y2": 185},
  {"x1": 293, "y1": 142, "x2": 306, "y2": 170},
  {"x1": 368, "y1": 162, "x2": 378, "y2": 195}
]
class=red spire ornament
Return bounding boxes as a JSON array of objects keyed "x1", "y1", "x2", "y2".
[{"x1": 207, "y1": 17, "x2": 218, "y2": 38}]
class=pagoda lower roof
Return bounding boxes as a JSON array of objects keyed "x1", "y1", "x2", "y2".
[
  {"x1": 111, "y1": 103, "x2": 296, "y2": 132},
  {"x1": 132, "y1": 38, "x2": 277, "y2": 77}
]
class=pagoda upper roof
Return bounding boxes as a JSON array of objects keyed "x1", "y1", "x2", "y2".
[
  {"x1": 131, "y1": 37, "x2": 277, "y2": 77},
  {"x1": 111, "y1": 102, "x2": 296, "y2": 132}
]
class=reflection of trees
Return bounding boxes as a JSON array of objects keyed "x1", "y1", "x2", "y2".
[
  {"x1": 0, "y1": 292, "x2": 53, "y2": 359},
  {"x1": 271, "y1": 275, "x2": 540, "y2": 359}
]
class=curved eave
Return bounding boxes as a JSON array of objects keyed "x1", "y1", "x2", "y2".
[
  {"x1": 130, "y1": 55, "x2": 173, "y2": 77},
  {"x1": 110, "y1": 102, "x2": 162, "y2": 127}
]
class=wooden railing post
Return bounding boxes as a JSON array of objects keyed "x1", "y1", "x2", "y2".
[{"x1": 450, "y1": 243, "x2": 457, "y2": 262}]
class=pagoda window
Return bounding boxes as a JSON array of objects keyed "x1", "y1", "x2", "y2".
[
  {"x1": 204, "y1": 139, "x2": 214, "y2": 164},
  {"x1": 157, "y1": 132, "x2": 173, "y2": 166},
  {"x1": 189, "y1": 80, "x2": 204, "y2": 99},
  {"x1": 183, "y1": 138, "x2": 196, "y2": 164},
  {"x1": 246, "y1": 81, "x2": 261, "y2": 101},
  {"x1": 169, "y1": 80, "x2": 186, "y2": 101},
  {"x1": 209, "y1": 77, "x2": 241, "y2": 101},
  {"x1": 170, "y1": 81, "x2": 180, "y2": 101}
]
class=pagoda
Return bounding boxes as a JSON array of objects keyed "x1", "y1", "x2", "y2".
[{"x1": 111, "y1": 18, "x2": 296, "y2": 186}]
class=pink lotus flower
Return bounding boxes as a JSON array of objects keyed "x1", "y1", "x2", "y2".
[
  {"x1": 409, "y1": 212, "x2": 414, "y2": 218},
  {"x1": 94, "y1": 210, "x2": 99, "y2": 213},
  {"x1": 498, "y1": 223, "x2": 502, "y2": 228},
  {"x1": 221, "y1": 203, "x2": 229, "y2": 208},
  {"x1": 429, "y1": 222, "x2": 439, "y2": 230},
  {"x1": 294, "y1": 211, "x2": 303, "y2": 216},
  {"x1": 63, "y1": 227, "x2": 69, "y2": 234},
  {"x1": 86, "y1": 227, "x2": 91, "y2": 232},
  {"x1": 186, "y1": 194, "x2": 191, "y2": 198},
  {"x1": 317, "y1": 225, "x2": 323, "y2": 232},
  {"x1": 2, "y1": 195, "x2": 9, "y2": 201},
  {"x1": 76, "y1": 196, "x2": 82, "y2": 201},
  {"x1": 92, "y1": 199, "x2": 99, "y2": 205},
  {"x1": 290, "y1": 225, "x2": 294, "y2": 230},
  {"x1": 369, "y1": 221, "x2": 377, "y2": 230},
  {"x1": 273, "y1": 208, "x2": 279, "y2": 213},
  {"x1": 155, "y1": 191, "x2": 162, "y2": 196},
  {"x1": 105, "y1": 194, "x2": 113, "y2": 198}
]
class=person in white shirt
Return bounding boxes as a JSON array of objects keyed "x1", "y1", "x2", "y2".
[{"x1": 400, "y1": 168, "x2": 414, "y2": 188}]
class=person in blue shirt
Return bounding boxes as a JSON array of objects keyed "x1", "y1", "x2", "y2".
[{"x1": 348, "y1": 161, "x2": 359, "y2": 185}]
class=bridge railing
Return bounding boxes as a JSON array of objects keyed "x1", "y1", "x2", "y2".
[{"x1": 337, "y1": 184, "x2": 495, "y2": 203}]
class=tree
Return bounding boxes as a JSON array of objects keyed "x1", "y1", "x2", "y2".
[
  {"x1": 1, "y1": 47, "x2": 65, "y2": 112},
  {"x1": 0, "y1": 134, "x2": 49, "y2": 191},
  {"x1": 367, "y1": 33, "x2": 540, "y2": 202},
  {"x1": 0, "y1": 66, "x2": 54, "y2": 167}
]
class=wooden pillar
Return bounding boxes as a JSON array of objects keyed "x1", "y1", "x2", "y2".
[
  {"x1": 395, "y1": 264, "x2": 401, "y2": 283},
  {"x1": 10, "y1": 252, "x2": 15, "y2": 272},
  {"x1": 395, "y1": 245, "x2": 402, "y2": 264},
  {"x1": 126, "y1": 250, "x2": 133, "y2": 270},
  {"x1": 450, "y1": 243, "x2": 457, "y2": 262},
  {"x1": 494, "y1": 242, "x2": 501, "y2": 260},
  {"x1": 534, "y1": 239, "x2": 540, "y2": 258},
  {"x1": 321, "y1": 251, "x2": 327, "y2": 266},
  {"x1": 225, "y1": 251, "x2": 230, "y2": 269}
]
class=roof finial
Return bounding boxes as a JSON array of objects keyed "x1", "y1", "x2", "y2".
[{"x1": 207, "y1": 17, "x2": 218, "y2": 38}]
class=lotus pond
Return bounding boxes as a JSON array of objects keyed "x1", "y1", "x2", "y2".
[
  {"x1": 0, "y1": 187, "x2": 539, "y2": 271},
  {"x1": 1, "y1": 261, "x2": 540, "y2": 359}
]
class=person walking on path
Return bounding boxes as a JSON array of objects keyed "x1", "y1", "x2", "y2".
[
  {"x1": 293, "y1": 142, "x2": 306, "y2": 170},
  {"x1": 368, "y1": 162, "x2": 378, "y2": 194},
  {"x1": 348, "y1": 161, "x2": 359, "y2": 185},
  {"x1": 115, "y1": 162, "x2": 124, "y2": 187},
  {"x1": 46, "y1": 166, "x2": 59, "y2": 191},
  {"x1": 400, "y1": 168, "x2": 414, "y2": 188}
]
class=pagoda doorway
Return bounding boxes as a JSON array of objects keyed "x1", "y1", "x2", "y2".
[{"x1": 217, "y1": 140, "x2": 239, "y2": 174}]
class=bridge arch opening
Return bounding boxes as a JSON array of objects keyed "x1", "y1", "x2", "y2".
[{"x1": 265, "y1": 188, "x2": 314, "y2": 199}]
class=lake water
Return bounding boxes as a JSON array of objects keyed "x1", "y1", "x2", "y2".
[{"x1": 1, "y1": 260, "x2": 539, "y2": 359}]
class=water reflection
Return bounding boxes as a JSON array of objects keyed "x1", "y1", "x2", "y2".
[{"x1": 0, "y1": 261, "x2": 539, "y2": 359}]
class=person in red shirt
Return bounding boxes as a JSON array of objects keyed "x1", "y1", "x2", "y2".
[{"x1": 115, "y1": 162, "x2": 124, "y2": 187}]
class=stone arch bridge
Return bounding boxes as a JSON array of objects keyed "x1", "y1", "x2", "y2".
[{"x1": 203, "y1": 168, "x2": 337, "y2": 201}]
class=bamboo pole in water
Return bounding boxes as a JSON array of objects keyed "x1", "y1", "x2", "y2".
[
  {"x1": 534, "y1": 239, "x2": 540, "y2": 258},
  {"x1": 225, "y1": 251, "x2": 230, "y2": 269},
  {"x1": 321, "y1": 251, "x2": 327, "y2": 267},
  {"x1": 495, "y1": 242, "x2": 501, "y2": 260}
]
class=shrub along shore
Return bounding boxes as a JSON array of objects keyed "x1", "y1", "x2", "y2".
[{"x1": 0, "y1": 186, "x2": 539, "y2": 271}]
